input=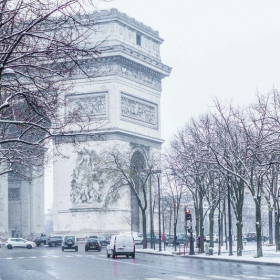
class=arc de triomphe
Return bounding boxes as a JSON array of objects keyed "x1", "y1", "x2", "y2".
[{"x1": 52, "y1": 9, "x2": 171, "y2": 237}]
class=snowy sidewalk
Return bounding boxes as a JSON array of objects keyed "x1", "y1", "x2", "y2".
[{"x1": 136, "y1": 242, "x2": 280, "y2": 266}]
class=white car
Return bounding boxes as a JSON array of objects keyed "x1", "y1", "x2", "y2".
[
  {"x1": 107, "y1": 235, "x2": 135, "y2": 258},
  {"x1": 6, "y1": 238, "x2": 36, "y2": 249},
  {"x1": 206, "y1": 234, "x2": 219, "y2": 243}
]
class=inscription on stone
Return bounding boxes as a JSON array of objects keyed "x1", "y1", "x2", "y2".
[
  {"x1": 8, "y1": 188, "x2": 20, "y2": 201},
  {"x1": 121, "y1": 93, "x2": 157, "y2": 126}
]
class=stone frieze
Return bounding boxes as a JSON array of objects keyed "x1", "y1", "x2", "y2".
[
  {"x1": 121, "y1": 93, "x2": 157, "y2": 126},
  {"x1": 67, "y1": 93, "x2": 107, "y2": 118}
]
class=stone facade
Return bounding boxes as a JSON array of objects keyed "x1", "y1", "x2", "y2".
[
  {"x1": 52, "y1": 9, "x2": 171, "y2": 237},
  {"x1": 0, "y1": 172, "x2": 44, "y2": 238}
]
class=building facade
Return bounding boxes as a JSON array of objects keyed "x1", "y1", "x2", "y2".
[
  {"x1": 52, "y1": 9, "x2": 171, "y2": 237},
  {"x1": 0, "y1": 172, "x2": 44, "y2": 238}
]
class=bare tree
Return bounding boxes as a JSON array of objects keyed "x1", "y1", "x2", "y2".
[
  {"x1": 0, "y1": 0, "x2": 107, "y2": 177},
  {"x1": 102, "y1": 145, "x2": 161, "y2": 249}
]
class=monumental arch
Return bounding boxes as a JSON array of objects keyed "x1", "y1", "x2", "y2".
[{"x1": 52, "y1": 9, "x2": 171, "y2": 236}]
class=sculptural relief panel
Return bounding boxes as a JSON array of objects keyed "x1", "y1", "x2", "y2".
[
  {"x1": 70, "y1": 148, "x2": 105, "y2": 207},
  {"x1": 67, "y1": 93, "x2": 107, "y2": 119},
  {"x1": 121, "y1": 93, "x2": 157, "y2": 127}
]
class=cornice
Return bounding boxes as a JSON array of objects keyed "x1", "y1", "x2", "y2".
[
  {"x1": 90, "y1": 8, "x2": 162, "y2": 42},
  {"x1": 107, "y1": 44, "x2": 172, "y2": 76}
]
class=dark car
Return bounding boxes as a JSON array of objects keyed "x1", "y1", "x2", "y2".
[
  {"x1": 146, "y1": 233, "x2": 159, "y2": 243},
  {"x1": 85, "y1": 238, "x2": 101, "y2": 252},
  {"x1": 244, "y1": 232, "x2": 257, "y2": 242},
  {"x1": 88, "y1": 235, "x2": 107, "y2": 246}
]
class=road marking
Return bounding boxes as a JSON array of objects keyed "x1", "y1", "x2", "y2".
[
  {"x1": 17, "y1": 257, "x2": 24, "y2": 259},
  {"x1": 176, "y1": 277, "x2": 194, "y2": 280},
  {"x1": 30, "y1": 257, "x2": 37, "y2": 259},
  {"x1": 146, "y1": 278, "x2": 161, "y2": 280},
  {"x1": 64, "y1": 255, "x2": 73, "y2": 257},
  {"x1": 266, "y1": 276, "x2": 280, "y2": 278},
  {"x1": 245, "y1": 277, "x2": 269, "y2": 280},
  {"x1": 208, "y1": 276, "x2": 239, "y2": 280},
  {"x1": 6, "y1": 258, "x2": 13, "y2": 260}
]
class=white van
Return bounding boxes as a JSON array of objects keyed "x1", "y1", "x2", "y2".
[{"x1": 106, "y1": 235, "x2": 135, "y2": 258}]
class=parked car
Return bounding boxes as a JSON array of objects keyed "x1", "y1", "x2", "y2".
[
  {"x1": 243, "y1": 232, "x2": 257, "y2": 242},
  {"x1": 146, "y1": 233, "x2": 159, "y2": 243},
  {"x1": 85, "y1": 238, "x2": 101, "y2": 251},
  {"x1": 33, "y1": 234, "x2": 48, "y2": 246},
  {"x1": 88, "y1": 235, "x2": 107, "y2": 246},
  {"x1": 106, "y1": 235, "x2": 135, "y2": 258},
  {"x1": 6, "y1": 238, "x2": 36, "y2": 249},
  {"x1": 206, "y1": 234, "x2": 219, "y2": 243},
  {"x1": 47, "y1": 236, "x2": 63, "y2": 247},
  {"x1": 62, "y1": 236, "x2": 78, "y2": 252}
]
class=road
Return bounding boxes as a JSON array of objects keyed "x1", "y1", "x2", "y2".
[{"x1": 0, "y1": 244, "x2": 280, "y2": 280}]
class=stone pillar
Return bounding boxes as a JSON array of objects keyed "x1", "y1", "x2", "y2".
[
  {"x1": 30, "y1": 174, "x2": 45, "y2": 237},
  {"x1": 0, "y1": 174, "x2": 8, "y2": 237},
  {"x1": 21, "y1": 180, "x2": 31, "y2": 237}
]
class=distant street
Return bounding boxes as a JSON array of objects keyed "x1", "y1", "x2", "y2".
[{"x1": 0, "y1": 244, "x2": 280, "y2": 280}]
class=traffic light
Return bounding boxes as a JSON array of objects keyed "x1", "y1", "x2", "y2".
[{"x1": 185, "y1": 209, "x2": 192, "y2": 221}]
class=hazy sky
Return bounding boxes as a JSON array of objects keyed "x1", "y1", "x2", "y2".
[
  {"x1": 45, "y1": 0, "x2": 280, "y2": 211},
  {"x1": 97, "y1": 0, "x2": 280, "y2": 143}
]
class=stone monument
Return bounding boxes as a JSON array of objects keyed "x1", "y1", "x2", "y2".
[{"x1": 52, "y1": 9, "x2": 171, "y2": 237}]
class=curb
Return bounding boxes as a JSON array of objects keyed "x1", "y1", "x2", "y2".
[
  {"x1": 136, "y1": 250, "x2": 280, "y2": 266},
  {"x1": 136, "y1": 250, "x2": 175, "y2": 257},
  {"x1": 181, "y1": 254, "x2": 280, "y2": 266}
]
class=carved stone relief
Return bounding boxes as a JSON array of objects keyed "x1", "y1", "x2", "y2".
[
  {"x1": 74, "y1": 59, "x2": 162, "y2": 91},
  {"x1": 70, "y1": 148, "x2": 105, "y2": 206},
  {"x1": 121, "y1": 93, "x2": 157, "y2": 126},
  {"x1": 67, "y1": 93, "x2": 107, "y2": 118}
]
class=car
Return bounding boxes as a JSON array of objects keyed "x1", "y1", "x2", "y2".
[
  {"x1": 244, "y1": 232, "x2": 257, "y2": 242},
  {"x1": 106, "y1": 235, "x2": 135, "y2": 258},
  {"x1": 146, "y1": 233, "x2": 159, "y2": 243},
  {"x1": 62, "y1": 236, "x2": 78, "y2": 251},
  {"x1": 85, "y1": 238, "x2": 102, "y2": 251},
  {"x1": 88, "y1": 235, "x2": 107, "y2": 246},
  {"x1": 47, "y1": 236, "x2": 63, "y2": 247},
  {"x1": 5, "y1": 238, "x2": 36, "y2": 249},
  {"x1": 206, "y1": 234, "x2": 219, "y2": 243}
]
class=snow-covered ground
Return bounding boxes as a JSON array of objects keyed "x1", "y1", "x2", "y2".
[{"x1": 136, "y1": 242, "x2": 280, "y2": 265}]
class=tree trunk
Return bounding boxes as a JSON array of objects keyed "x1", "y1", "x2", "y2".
[
  {"x1": 236, "y1": 212, "x2": 243, "y2": 256},
  {"x1": 141, "y1": 209, "x2": 147, "y2": 249},
  {"x1": 269, "y1": 208, "x2": 273, "y2": 244},
  {"x1": 199, "y1": 194, "x2": 205, "y2": 253},
  {"x1": 255, "y1": 199, "x2": 263, "y2": 258},
  {"x1": 209, "y1": 210, "x2": 214, "y2": 248},
  {"x1": 275, "y1": 209, "x2": 280, "y2": 252},
  {"x1": 224, "y1": 200, "x2": 228, "y2": 250}
]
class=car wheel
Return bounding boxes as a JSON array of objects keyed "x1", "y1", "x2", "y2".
[
  {"x1": 107, "y1": 253, "x2": 110, "y2": 258},
  {"x1": 7, "y1": 244, "x2": 12, "y2": 249},
  {"x1": 98, "y1": 248, "x2": 101, "y2": 252},
  {"x1": 85, "y1": 248, "x2": 88, "y2": 251},
  {"x1": 132, "y1": 252, "x2": 135, "y2": 259},
  {"x1": 62, "y1": 247, "x2": 64, "y2": 252},
  {"x1": 27, "y1": 244, "x2": 32, "y2": 249},
  {"x1": 75, "y1": 247, "x2": 78, "y2": 252},
  {"x1": 40, "y1": 242, "x2": 45, "y2": 247},
  {"x1": 50, "y1": 242, "x2": 56, "y2": 247},
  {"x1": 126, "y1": 254, "x2": 129, "y2": 258}
]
